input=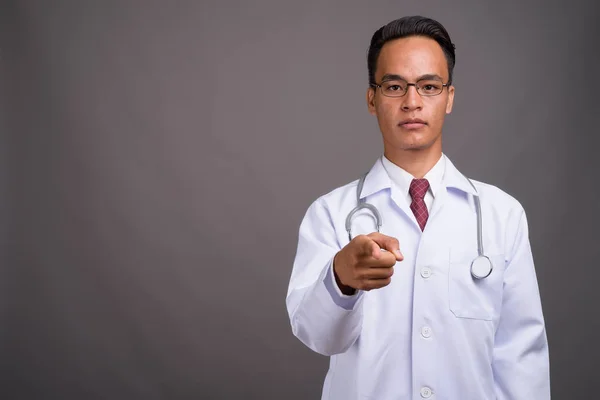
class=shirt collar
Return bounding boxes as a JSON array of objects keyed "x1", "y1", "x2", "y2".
[
  {"x1": 359, "y1": 153, "x2": 477, "y2": 200},
  {"x1": 381, "y1": 153, "x2": 445, "y2": 199}
]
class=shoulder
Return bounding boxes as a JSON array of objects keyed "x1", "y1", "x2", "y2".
[
  {"x1": 296, "y1": 178, "x2": 361, "y2": 233},
  {"x1": 470, "y1": 179, "x2": 524, "y2": 212},
  {"x1": 468, "y1": 179, "x2": 532, "y2": 257},
  {"x1": 311, "y1": 178, "x2": 361, "y2": 211},
  {"x1": 468, "y1": 179, "x2": 528, "y2": 237}
]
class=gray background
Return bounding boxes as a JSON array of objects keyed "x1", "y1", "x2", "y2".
[{"x1": 2, "y1": 0, "x2": 599, "y2": 399}]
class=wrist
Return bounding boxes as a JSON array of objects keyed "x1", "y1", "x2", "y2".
[{"x1": 333, "y1": 253, "x2": 357, "y2": 295}]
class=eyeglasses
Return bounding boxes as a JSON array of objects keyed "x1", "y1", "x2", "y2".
[{"x1": 370, "y1": 79, "x2": 450, "y2": 97}]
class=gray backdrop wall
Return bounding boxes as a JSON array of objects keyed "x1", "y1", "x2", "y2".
[{"x1": 2, "y1": 1, "x2": 599, "y2": 399}]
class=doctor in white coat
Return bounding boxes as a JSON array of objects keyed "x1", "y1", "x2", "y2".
[{"x1": 286, "y1": 16, "x2": 550, "y2": 400}]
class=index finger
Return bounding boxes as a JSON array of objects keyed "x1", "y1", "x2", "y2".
[{"x1": 367, "y1": 232, "x2": 403, "y2": 261}]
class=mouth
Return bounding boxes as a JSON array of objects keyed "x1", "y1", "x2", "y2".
[{"x1": 399, "y1": 119, "x2": 427, "y2": 130}]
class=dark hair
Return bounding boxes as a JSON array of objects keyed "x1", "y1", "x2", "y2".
[{"x1": 367, "y1": 16, "x2": 456, "y2": 85}]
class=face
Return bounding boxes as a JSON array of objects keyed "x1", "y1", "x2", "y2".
[{"x1": 367, "y1": 36, "x2": 455, "y2": 156}]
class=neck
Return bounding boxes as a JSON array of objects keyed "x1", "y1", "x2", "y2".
[{"x1": 383, "y1": 147, "x2": 442, "y2": 179}]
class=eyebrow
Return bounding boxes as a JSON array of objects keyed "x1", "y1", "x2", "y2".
[{"x1": 381, "y1": 73, "x2": 444, "y2": 82}]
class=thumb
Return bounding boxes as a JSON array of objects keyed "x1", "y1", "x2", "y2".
[{"x1": 358, "y1": 237, "x2": 381, "y2": 259}]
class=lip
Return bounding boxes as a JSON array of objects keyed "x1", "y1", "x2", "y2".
[{"x1": 399, "y1": 119, "x2": 427, "y2": 130}]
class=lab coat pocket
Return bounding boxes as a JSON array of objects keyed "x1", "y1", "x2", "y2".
[{"x1": 448, "y1": 252, "x2": 505, "y2": 321}]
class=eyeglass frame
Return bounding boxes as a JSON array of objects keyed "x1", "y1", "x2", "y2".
[{"x1": 369, "y1": 77, "x2": 451, "y2": 97}]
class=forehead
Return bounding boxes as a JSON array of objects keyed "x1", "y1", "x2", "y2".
[{"x1": 376, "y1": 36, "x2": 448, "y2": 80}]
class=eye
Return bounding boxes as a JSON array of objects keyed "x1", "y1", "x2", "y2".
[
  {"x1": 382, "y1": 81, "x2": 407, "y2": 93},
  {"x1": 417, "y1": 80, "x2": 444, "y2": 95}
]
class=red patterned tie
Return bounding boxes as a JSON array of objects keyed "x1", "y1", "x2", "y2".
[{"x1": 409, "y1": 178, "x2": 430, "y2": 231}]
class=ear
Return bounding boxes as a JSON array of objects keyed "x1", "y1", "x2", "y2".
[
  {"x1": 366, "y1": 86, "x2": 377, "y2": 115},
  {"x1": 446, "y1": 85, "x2": 455, "y2": 114}
]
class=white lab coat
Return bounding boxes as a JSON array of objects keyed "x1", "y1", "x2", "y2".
[{"x1": 286, "y1": 155, "x2": 550, "y2": 400}]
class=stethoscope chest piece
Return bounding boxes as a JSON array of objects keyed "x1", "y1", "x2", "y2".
[{"x1": 470, "y1": 255, "x2": 493, "y2": 280}]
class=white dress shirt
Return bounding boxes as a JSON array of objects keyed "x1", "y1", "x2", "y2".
[{"x1": 380, "y1": 153, "x2": 445, "y2": 212}]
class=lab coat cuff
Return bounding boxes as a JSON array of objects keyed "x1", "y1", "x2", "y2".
[{"x1": 324, "y1": 259, "x2": 364, "y2": 311}]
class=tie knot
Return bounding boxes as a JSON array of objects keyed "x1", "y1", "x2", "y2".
[{"x1": 409, "y1": 178, "x2": 430, "y2": 200}]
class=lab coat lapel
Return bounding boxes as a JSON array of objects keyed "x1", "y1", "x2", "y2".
[
  {"x1": 422, "y1": 155, "x2": 481, "y2": 232},
  {"x1": 359, "y1": 158, "x2": 392, "y2": 200},
  {"x1": 428, "y1": 156, "x2": 478, "y2": 225},
  {"x1": 361, "y1": 158, "x2": 421, "y2": 232},
  {"x1": 427, "y1": 184, "x2": 447, "y2": 225},
  {"x1": 443, "y1": 157, "x2": 478, "y2": 197},
  {"x1": 390, "y1": 184, "x2": 421, "y2": 231}
]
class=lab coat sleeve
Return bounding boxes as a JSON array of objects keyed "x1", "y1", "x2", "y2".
[
  {"x1": 286, "y1": 197, "x2": 365, "y2": 356},
  {"x1": 492, "y1": 208, "x2": 551, "y2": 399}
]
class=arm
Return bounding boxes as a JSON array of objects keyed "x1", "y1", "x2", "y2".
[
  {"x1": 492, "y1": 208, "x2": 551, "y2": 399},
  {"x1": 285, "y1": 198, "x2": 365, "y2": 356}
]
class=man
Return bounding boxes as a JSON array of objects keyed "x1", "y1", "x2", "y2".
[{"x1": 286, "y1": 16, "x2": 550, "y2": 399}]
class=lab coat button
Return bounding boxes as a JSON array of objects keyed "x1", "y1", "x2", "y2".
[
  {"x1": 421, "y1": 326, "x2": 432, "y2": 338},
  {"x1": 420, "y1": 387, "x2": 433, "y2": 398},
  {"x1": 420, "y1": 267, "x2": 432, "y2": 278}
]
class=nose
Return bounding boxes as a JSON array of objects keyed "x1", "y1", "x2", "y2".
[{"x1": 401, "y1": 85, "x2": 423, "y2": 111}]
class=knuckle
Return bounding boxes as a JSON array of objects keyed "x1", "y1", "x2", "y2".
[
  {"x1": 359, "y1": 278, "x2": 373, "y2": 291},
  {"x1": 353, "y1": 234, "x2": 367, "y2": 244},
  {"x1": 353, "y1": 268, "x2": 366, "y2": 282}
]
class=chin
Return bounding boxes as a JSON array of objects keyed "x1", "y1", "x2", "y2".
[
  {"x1": 400, "y1": 143, "x2": 430, "y2": 151},
  {"x1": 381, "y1": 128, "x2": 440, "y2": 152},
  {"x1": 396, "y1": 138, "x2": 438, "y2": 151}
]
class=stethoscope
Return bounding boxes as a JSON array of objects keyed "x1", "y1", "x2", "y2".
[{"x1": 345, "y1": 171, "x2": 493, "y2": 280}]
